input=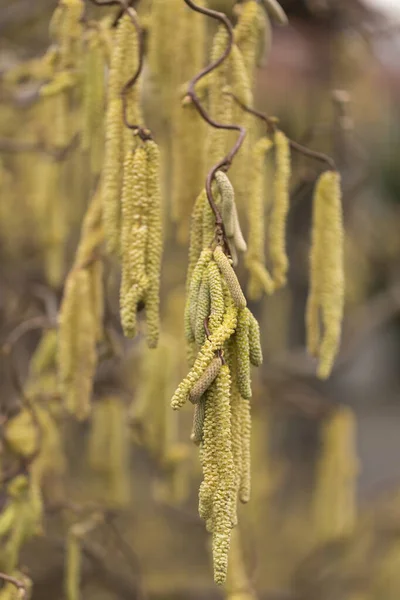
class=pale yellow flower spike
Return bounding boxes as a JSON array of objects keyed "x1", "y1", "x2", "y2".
[
  {"x1": 269, "y1": 129, "x2": 291, "y2": 289},
  {"x1": 212, "y1": 364, "x2": 235, "y2": 585},
  {"x1": 82, "y1": 29, "x2": 106, "y2": 175},
  {"x1": 246, "y1": 136, "x2": 274, "y2": 300},
  {"x1": 144, "y1": 140, "x2": 163, "y2": 349},
  {"x1": 312, "y1": 406, "x2": 357, "y2": 545},
  {"x1": 191, "y1": 400, "x2": 206, "y2": 446},
  {"x1": 189, "y1": 356, "x2": 223, "y2": 404},
  {"x1": 187, "y1": 189, "x2": 206, "y2": 286},
  {"x1": 239, "y1": 398, "x2": 251, "y2": 504},
  {"x1": 316, "y1": 171, "x2": 344, "y2": 380},
  {"x1": 65, "y1": 530, "x2": 81, "y2": 600},
  {"x1": 207, "y1": 261, "x2": 225, "y2": 333},
  {"x1": 234, "y1": 0, "x2": 264, "y2": 82},
  {"x1": 102, "y1": 14, "x2": 134, "y2": 255},
  {"x1": 228, "y1": 354, "x2": 243, "y2": 525},
  {"x1": 248, "y1": 309, "x2": 263, "y2": 367},
  {"x1": 187, "y1": 249, "x2": 213, "y2": 342},
  {"x1": 225, "y1": 528, "x2": 257, "y2": 600},
  {"x1": 58, "y1": 272, "x2": 80, "y2": 398},
  {"x1": 49, "y1": 0, "x2": 84, "y2": 69},
  {"x1": 235, "y1": 308, "x2": 252, "y2": 400},
  {"x1": 171, "y1": 298, "x2": 238, "y2": 410},
  {"x1": 213, "y1": 245, "x2": 247, "y2": 309},
  {"x1": 199, "y1": 383, "x2": 219, "y2": 522}
]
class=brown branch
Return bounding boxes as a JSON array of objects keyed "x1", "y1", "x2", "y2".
[
  {"x1": 0, "y1": 572, "x2": 27, "y2": 599},
  {"x1": 228, "y1": 93, "x2": 337, "y2": 171},
  {"x1": 183, "y1": 0, "x2": 246, "y2": 245}
]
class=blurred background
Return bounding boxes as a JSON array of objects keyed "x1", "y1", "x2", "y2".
[{"x1": 1, "y1": 0, "x2": 400, "y2": 599}]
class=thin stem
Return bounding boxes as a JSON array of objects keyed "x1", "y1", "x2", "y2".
[
  {"x1": 0, "y1": 572, "x2": 27, "y2": 599},
  {"x1": 229, "y1": 93, "x2": 337, "y2": 171},
  {"x1": 183, "y1": 0, "x2": 246, "y2": 234}
]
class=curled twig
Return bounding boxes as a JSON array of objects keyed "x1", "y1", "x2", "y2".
[
  {"x1": 183, "y1": 0, "x2": 246, "y2": 244},
  {"x1": 227, "y1": 93, "x2": 337, "y2": 171}
]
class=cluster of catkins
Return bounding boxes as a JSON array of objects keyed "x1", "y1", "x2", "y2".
[{"x1": 170, "y1": 172, "x2": 262, "y2": 584}]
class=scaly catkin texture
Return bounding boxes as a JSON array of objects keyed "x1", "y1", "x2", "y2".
[
  {"x1": 239, "y1": 396, "x2": 251, "y2": 504},
  {"x1": 195, "y1": 269, "x2": 211, "y2": 348},
  {"x1": 248, "y1": 309, "x2": 263, "y2": 367},
  {"x1": 189, "y1": 357, "x2": 223, "y2": 404},
  {"x1": 207, "y1": 260, "x2": 225, "y2": 333},
  {"x1": 312, "y1": 406, "x2": 357, "y2": 545},
  {"x1": 102, "y1": 14, "x2": 135, "y2": 255},
  {"x1": 269, "y1": 129, "x2": 291, "y2": 289},
  {"x1": 199, "y1": 382, "x2": 219, "y2": 522},
  {"x1": 214, "y1": 245, "x2": 247, "y2": 309},
  {"x1": 144, "y1": 140, "x2": 163, "y2": 348},
  {"x1": 234, "y1": 308, "x2": 252, "y2": 400},
  {"x1": 306, "y1": 170, "x2": 344, "y2": 379},
  {"x1": 246, "y1": 136, "x2": 274, "y2": 299}
]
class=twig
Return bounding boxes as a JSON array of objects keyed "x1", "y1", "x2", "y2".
[
  {"x1": 228, "y1": 93, "x2": 337, "y2": 171},
  {"x1": 183, "y1": 0, "x2": 246, "y2": 246},
  {"x1": 0, "y1": 572, "x2": 27, "y2": 599},
  {"x1": 88, "y1": 0, "x2": 152, "y2": 141}
]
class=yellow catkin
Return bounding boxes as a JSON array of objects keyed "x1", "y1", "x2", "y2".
[
  {"x1": 65, "y1": 269, "x2": 97, "y2": 421},
  {"x1": 212, "y1": 364, "x2": 235, "y2": 585},
  {"x1": 189, "y1": 357, "x2": 223, "y2": 404},
  {"x1": 88, "y1": 259, "x2": 104, "y2": 343},
  {"x1": 65, "y1": 531, "x2": 81, "y2": 600},
  {"x1": 248, "y1": 309, "x2": 263, "y2": 367},
  {"x1": 49, "y1": 0, "x2": 84, "y2": 69},
  {"x1": 309, "y1": 171, "x2": 344, "y2": 380},
  {"x1": 144, "y1": 140, "x2": 163, "y2": 348},
  {"x1": 207, "y1": 261, "x2": 225, "y2": 333},
  {"x1": 191, "y1": 400, "x2": 206, "y2": 446},
  {"x1": 213, "y1": 245, "x2": 247, "y2": 309},
  {"x1": 246, "y1": 136, "x2": 274, "y2": 299},
  {"x1": 120, "y1": 143, "x2": 149, "y2": 338},
  {"x1": 187, "y1": 189, "x2": 206, "y2": 285},
  {"x1": 199, "y1": 383, "x2": 219, "y2": 522},
  {"x1": 186, "y1": 249, "x2": 213, "y2": 342},
  {"x1": 225, "y1": 527, "x2": 257, "y2": 600},
  {"x1": 82, "y1": 28, "x2": 106, "y2": 174},
  {"x1": 234, "y1": 0, "x2": 265, "y2": 82},
  {"x1": 216, "y1": 170, "x2": 247, "y2": 265},
  {"x1": 170, "y1": 1, "x2": 206, "y2": 243},
  {"x1": 58, "y1": 271, "x2": 80, "y2": 394},
  {"x1": 239, "y1": 398, "x2": 251, "y2": 504},
  {"x1": 195, "y1": 269, "x2": 211, "y2": 347},
  {"x1": 269, "y1": 129, "x2": 291, "y2": 289},
  {"x1": 30, "y1": 330, "x2": 58, "y2": 376},
  {"x1": 228, "y1": 348, "x2": 242, "y2": 524},
  {"x1": 102, "y1": 14, "x2": 136, "y2": 255},
  {"x1": 207, "y1": 25, "x2": 233, "y2": 168},
  {"x1": 235, "y1": 308, "x2": 252, "y2": 400},
  {"x1": 312, "y1": 406, "x2": 357, "y2": 545},
  {"x1": 171, "y1": 298, "x2": 238, "y2": 410}
]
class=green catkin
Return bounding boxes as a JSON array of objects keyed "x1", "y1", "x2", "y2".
[
  {"x1": 82, "y1": 28, "x2": 106, "y2": 175},
  {"x1": 102, "y1": 14, "x2": 134, "y2": 255},
  {"x1": 195, "y1": 270, "x2": 211, "y2": 347},
  {"x1": 144, "y1": 140, "x2": 163, "y2": 348},
  {"x1": 189, "y1": 357, "x2": 223, "y2": 404},
  {"x1": 191, "y1": 400, "x2": 206, "y2": 446},
  {"x1": 207, "y1": 261, "x2": 225, "y2": 333},
  {"x1": 212, "y1": 364, "x2": 235, "y2": 585},
  {"x1": 235, "y1": 308, "x2": 252, "y2": 400},
  {"x1": 306, "y1": 170, "x2": 344, "y2": 379},
  {"x1": 216, "y1": 170, "x2": 247, "y2": 265},
  {"x1": 65, "y1": 531, "x2": 81, "y2": 600},
  {"x1": 187, "y1": 189, "x2": 206, "y2": 285},
  {"x1": 213, "y1": 245, "x2": 247, "y2": 309},
  {"x1": 49, "y1": 0, "x2": 84, "y2": 69},
  {"x1": 246, "y1": 136, "x2": 274, "y2": 299},
  {"x1": 248, "y1": 310, "x2": 263, "y2": 367},
  {"x1": 269, "y1": 129, "x2": 291, "y2": 289}
]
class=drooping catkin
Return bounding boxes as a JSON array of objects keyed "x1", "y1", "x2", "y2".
[
  {"x1": 195, "y1": 269, "x2": 211, "y2": 347},
  {"x1": 234, "y1": 0, "x2": 266, "y2": 83},
  {"x1": 102, "y1": 14, "x2": 136, "y2": 255},
  {"x1": 191, "y1": 400, "x2": 206, "y2": 446},
  {"x1": 306, "y1": 170, "x2": 344, "y2": 379},
  {"x1": 49, "y1": 0, "x2": 84, "y2": 69},
  {"x1": 187, "y1": 189, "x2": 206, "y2": 285},
  {"x1": 65, "y1": 531, "x2": 81, "y2": 600},
  {"x1": 82, "y1": 28, "x2": 106, "y2": 175},
  {"x1": 239, "y1": 397, "x2": 251, "y2": 504},
  {"x1": 199, "y1": 382, "x2": 219, "y2": 522},
  {"x1": 186, "y1": 249, "x2": 213, "y2": 343},
  {"x1": 207, "y1": 260, "x2": 225, "y2": 333},
  {"x1": 216, "y1": 170, "x2": 247, "y2": 266},
  {"x1": 235, "y1": 308, "x2": 252, "y2": 400},
  {"x1": 189, "y1": 357, "x2": 223, "y2": 404},
  {"x1": 213, "y1": 245, "x2": 247, "y2": 309},
  {"x1": 312, "y1": 406, "x2": 357, "y2": 545},
  {"x1": 144, "y1": 140, "x2": 163, "y2": 348},
  {"x1": 246, "y1": 136, "x2": 274, "y2": 299},
  {"x1": 248, "y1": 310, "x2": 263, "y2": 367},
  {"x1": 269, "y1": 129, "x2": 291, "y2": 289},
  {"x1": 212, "y1": 364, "x2": 235, "y2": 585},
  {"x1": 225, "y1": 527, "x2": 257, "y2": 600}
]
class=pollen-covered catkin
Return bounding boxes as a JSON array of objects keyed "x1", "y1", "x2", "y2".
[
  {"x1": 195, "y1": 269, "x2": 211, "y2": 347},
  {"x1": 246, "y1": 136, "x2": 274, "y2": 299},
  {"x1": 216, "y1": 170, "x2": 247, "y2": 266},
  {"x1": 187, "y1": 249, "x2": 213, "y2": 341},
  {"x1": 144, "y1": 140, "x2": 163, "y2": 348},
  {"x1": 191, "y1": 400, "x2": 206, "y2": 446},
  {"x1": 65, "y1": 530, "x2": 81, "y2": 600},
  {"x1": 199, "y1": 383, "x2": 219, "y2": 522},
  {"x1": 235, "y1": 308, "x2": 252, "y2": 400},
  {"x1": 312, "y1": 406, "x2": 357, "y2": 544},
  {"x1": 213, "y1": 245, "x2": 247, "y2": 309},
  {"x1": 248, "y1": 310, "x2": 263, "y2": 367},
  {"x1": 234, "y1": 0, "x2": 265, "y2": 83},
  {"x1": 102, "y1": 14, "x2": 135, "y2": 255},
  {"x1": 239, "y1": 398, "x2": 251, "y2": 504},
  {"x1": 207, "y1": 260, "x2": 225, "y2": 333},
  {"x1": 307, "y1": 170, "x2": 344, "y2": 379},
  {"x1": 269, "y1": 129, "x2": 291, "y2": 289}
]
